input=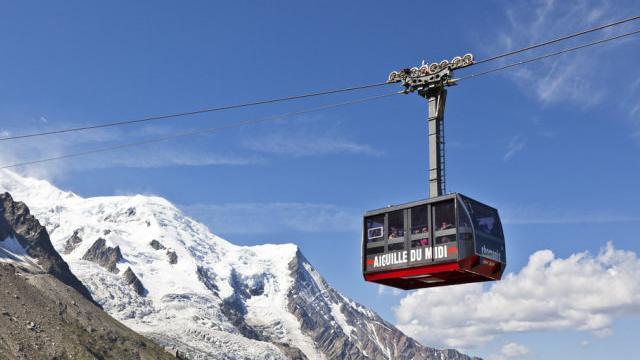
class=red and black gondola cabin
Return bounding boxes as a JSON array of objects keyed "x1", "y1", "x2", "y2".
[{"x1": 362, "y1": 193, "x2": 506, "y2": 290}]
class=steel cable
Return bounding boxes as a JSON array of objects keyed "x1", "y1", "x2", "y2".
[
  {"x1": 0, "y1": 82, "x2": 391, "y2": 142},
  {"x1": 472, "y1": 15, "x2": 640, "y2": 65},
  {"x1": 0, "y1": 92, "x2": 399, "y2": 169},
  {"x1": 456, "y1": 28, "x2": 640, "y2": 81}
]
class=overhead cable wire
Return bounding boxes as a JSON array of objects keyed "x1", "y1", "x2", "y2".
[
  {"x1": 3, "y1": 16, "x2": 638, "y2": 143},
  {"x1": 0, "y1": 92, "x2": 399, "y2": 169},
  {"x1": 472, "y1": 15, "x2": 640, "y2": 65},
  {"x1": 456, "y1": 28, "x2": 640, "y2": 81},
  {"x1": 0, "y1": 81, "x2": 391, "y2": 142}
]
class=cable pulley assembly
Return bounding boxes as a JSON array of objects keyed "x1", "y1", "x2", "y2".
[{"x1": 387, "y1": 54, "x2": 474, "y2": 94}]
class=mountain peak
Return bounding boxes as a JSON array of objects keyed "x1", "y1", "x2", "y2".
[
  {"x1": 0, "y1": 170, "x2": 79, "y2": 206},
  {"x1": 0, "y1": 170, "x2": 478, "y2": 359}
]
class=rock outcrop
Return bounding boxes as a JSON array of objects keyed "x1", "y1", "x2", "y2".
[
  {"x1": 82, "y1": 238, "x2": 123, "y2": 273},
  {"x1": 0, "y1": 192, "x2": 94, "y2": 302},
  {"x1": 166, "y1": 250, "x2": 178, "y2": 264},
  {"x1": 123, "y1": 267, "x2": 147, "y2": 296},
  {"x1": 61, "y1": 229, "x2": 83, "y2": 254},
  {"x1": 150, "y1": 239, "x2": 165, "y2": 250}
]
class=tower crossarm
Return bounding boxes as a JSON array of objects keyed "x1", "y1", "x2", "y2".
[{"x1": 387, "y1": 53, "x2": 474, "y2": 94}]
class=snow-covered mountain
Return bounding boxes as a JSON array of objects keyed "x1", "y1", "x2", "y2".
[
  {"x1": 0, "y1": 170, "x2": 478, "y2": 360},
  {"x1": 0, "y1": 192, "x2": 175, "y2": 359}
]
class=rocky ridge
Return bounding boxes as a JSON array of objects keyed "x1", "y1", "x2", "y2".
[{"x1": 0, "y1": 192, "x2": 93, "y2": 302}]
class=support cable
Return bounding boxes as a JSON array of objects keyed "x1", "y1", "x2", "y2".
[
  {"x1": 456, "y1": 28, "x2": 640, "y2": 81},
  {"x1": 2, "y1": 16, "x2": 638, "y2": 143},
  {"x1": 472, "y1": 15, "x2": 640, "y2": 65},
  {"x1": 0, "y1": 82, "x2": 390, "y2": 142},
  {"x1": 0, "y1": 92, "x2": 399, "y2": 169}
]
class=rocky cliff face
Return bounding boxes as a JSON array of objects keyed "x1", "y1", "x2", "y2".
[
  {"x1": 286, "y1": 251, "x2": 477, "y2": 359},
  {"x1": 0, "y1": 170, "x2": 479, "y2": 360},
  {"x1": 0, "y1": 192, "x2": 94, "y2": 302},
  {"x1": 123, "y1": 266, "x2": 147, "y2": 296}
]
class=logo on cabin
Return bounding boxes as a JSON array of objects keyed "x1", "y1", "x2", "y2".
[
  {"x1": 369, "y1": 245, "x2": 453, "y2": 269},
  {"x1": 481, "y1": 245, "x2": 501, "y2": 262}
]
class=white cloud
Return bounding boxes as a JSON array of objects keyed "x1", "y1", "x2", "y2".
[
  {"x1": 0, "y1": 110, "x2": 377, "y2": 178},
  {"x1": 489, "y1": 342, "x2": 530, "y2": 360},
  {"x1": 78, "y1": 147, "x2": 260, "y2": 169},
  {"x1": 244, "y1": 132, "x2": 381, "y2": 157},
  {"x1": 500, "y1": 343, "x2": 529, "y2": 358},
  {"x1": 377, "y1": 284, "x2": 403, "y2": 297},
  {"x1": 0, "y1": 123, "x2": 258, "y2": 180},
  {"x1": 181, "y1": 202, "x2": 360, "y2": 234},
  {"x1": 394, "y1": 242, "x2": 640, "y2": 348},
  {"x1": 489, "y1": 0, "x2": 636, "y2": 108},
  {"x1": 503, "y1": 135, "x2": 527, "y2": 161}
]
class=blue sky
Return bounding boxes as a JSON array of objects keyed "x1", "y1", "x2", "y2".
[{"x1": 2, "y1": 1, "x2": 640, "y2": 359}]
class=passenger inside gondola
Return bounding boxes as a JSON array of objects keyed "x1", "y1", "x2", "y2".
[
  {"x1": 411, "y1": 226, "x2": 427, "y2": 235},
  {"x1": 434, "y1": 201, "x2": 455, "y2": 229},
  {"x1": 411, "y1": 237, "x2": 429, "y2": 247},
  {"x1": 439, "y1": 221, "x2": 454, "y2": 230},
  {"x1": 411, "y1": 205, "x2": 428, "y2": 234},
  {"x1": 411, "y1": 229, "x2": 429, "y2": 246},
  {"x1": 388, "y1": 211, "x2": 404, "y2": 239}
]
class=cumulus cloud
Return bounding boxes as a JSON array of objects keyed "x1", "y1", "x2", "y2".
[
  {"x1": 394, "y1": 242, "x2": 640, "y2": 348},
  {"x1": 489, "y1": 343, "x2": 530, "y2": 360},
  {"x1": 181, "y1": 202, "x2": 360, "y2": 234}
]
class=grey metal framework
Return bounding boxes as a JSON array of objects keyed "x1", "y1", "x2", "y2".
[
  {"x1": 424, "y1": 87, "x2": 447, "y2": 198},
  {"x1": 387, "y1": 54, "x2": 474, "y2": 198}
]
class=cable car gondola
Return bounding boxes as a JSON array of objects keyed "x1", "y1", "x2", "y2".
[
  {"x1": 362, "y1": 193, "x2": 505, "y2": 289},
  {"x1": 362, "y1": 55, "x2": 506, "y2": 290}
]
